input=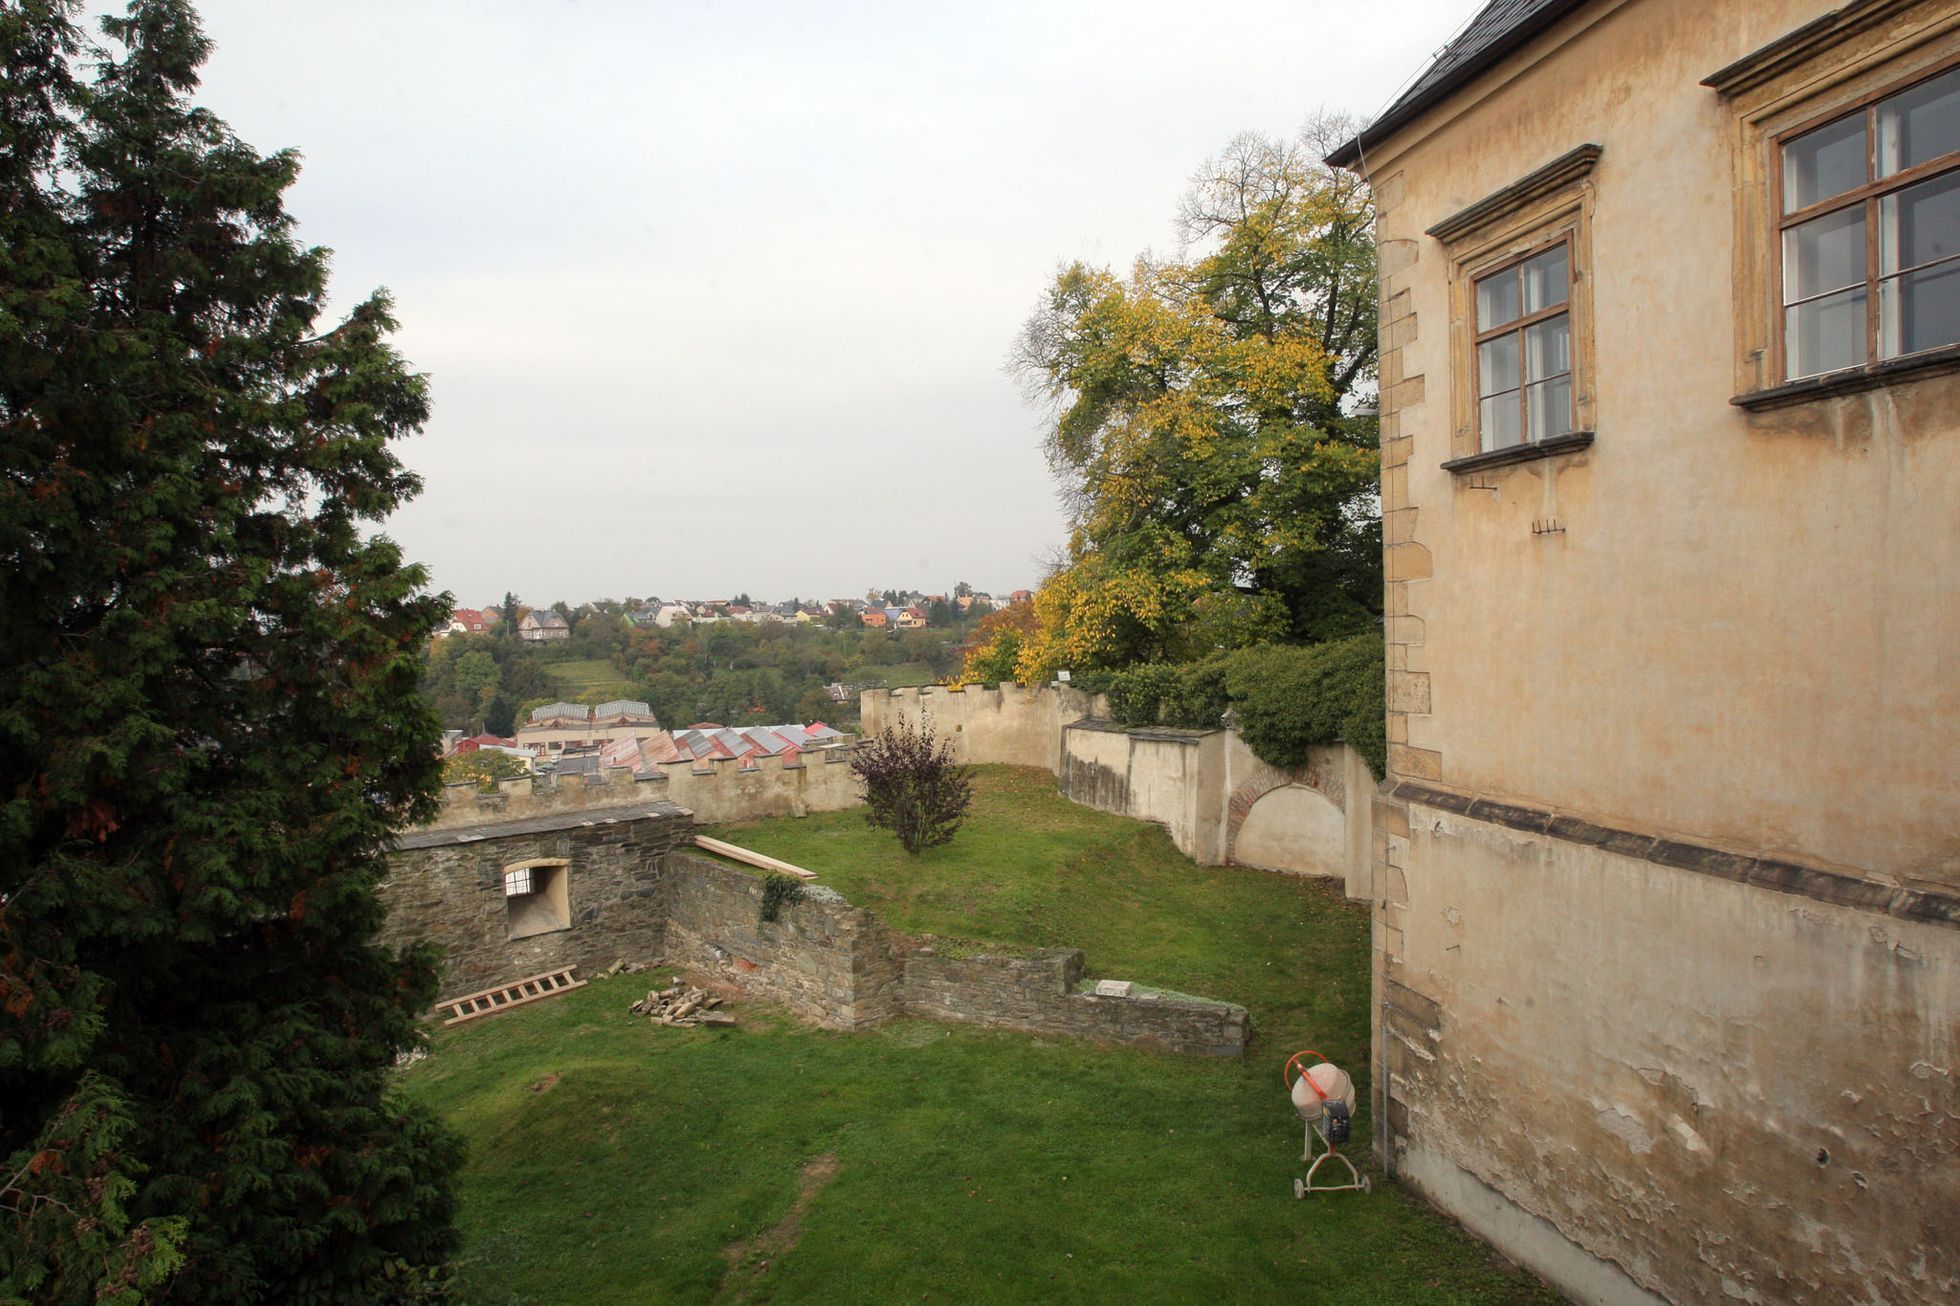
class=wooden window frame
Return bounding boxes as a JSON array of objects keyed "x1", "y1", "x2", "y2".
[
  {"x1": 1430, "y1": 149, "x2": 1599, "y2": 468},
  {"x1": 1712, "y1": 4, "x2": 1960, "y2": 407},
  {"x1": 1469, "y1": 236, "x2": 1577, "y2": 451},
  {"x1": 1773, "y1": 53, "x2": 1960, "y2": 380}
]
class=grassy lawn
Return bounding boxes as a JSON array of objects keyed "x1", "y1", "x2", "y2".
[
  {"x1": 838, "y1": 660, "x2": 936, "y2": 689},
  {"x1": 400, "y1": 767, "x2": 1559, "y2": 1304},
  {"x1": 546, "y1": 657, "x2": 639, "y2": 702}
]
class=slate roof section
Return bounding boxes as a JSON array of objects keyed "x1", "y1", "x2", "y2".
[{"x1": 1326, "y1": 0, "x2": 1590, "y2": 168}]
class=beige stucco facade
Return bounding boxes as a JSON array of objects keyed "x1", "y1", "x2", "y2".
[{"x1": 1349, "y1": 1, "x2": 1958, "y2": 1301}]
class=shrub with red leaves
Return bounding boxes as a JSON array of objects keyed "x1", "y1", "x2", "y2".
[{"x1": 849, "y1": 720, "x2": 973, "y2": 853}]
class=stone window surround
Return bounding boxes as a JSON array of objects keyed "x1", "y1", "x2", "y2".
[
  {"x1": 1770, "y1": 57, "x2": 1960, "y2": 381},
  {"x1": 1427, "y1": 143, "x2": 1601, "y2": 470},
  {"x1": 1707, "y1": 0, "x2": 1960, "y2": 406},
  {"x1": 503, "y1": 857, "x2": 571, "y2": 941}
]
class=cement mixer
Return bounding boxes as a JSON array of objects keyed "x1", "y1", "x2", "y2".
[{"x1": 1283, "y1": 1049, "x2": 1369, "y2": 1197}]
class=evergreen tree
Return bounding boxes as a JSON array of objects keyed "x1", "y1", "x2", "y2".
[{"x1": 0, "y1": 3, "x2": 461, "y2": 1299}]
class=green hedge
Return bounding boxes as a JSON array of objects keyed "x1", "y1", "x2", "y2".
[{"x1": 1093, "y1": 633, "x2": 1385, "y2": 777}]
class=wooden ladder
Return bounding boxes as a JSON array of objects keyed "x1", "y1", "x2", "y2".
[{"x1": 437, "y1": 966, "x2": 586, "y2": 1026}]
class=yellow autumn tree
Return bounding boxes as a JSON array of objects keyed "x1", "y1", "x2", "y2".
[{"x1": 1002, "y1": 119, "x2": 1380, "y2": 685}]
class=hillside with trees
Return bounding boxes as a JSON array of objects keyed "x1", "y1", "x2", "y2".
[{"x1": 422, "y1": 606, "x2": 984, "y2": 734}]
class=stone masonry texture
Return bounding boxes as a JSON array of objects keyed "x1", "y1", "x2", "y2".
[{"x1": 380, "y1": 829, "x2": 1247, "y2": 1056}]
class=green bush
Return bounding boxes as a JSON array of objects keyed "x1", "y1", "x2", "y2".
[
  {"x1": 442, "y1": 749, "x2": 529, "y2": 793},
  {"x1": 1221, "y1": 633, "x2": 1385, "y2": 777},
  {"x1": 759, "y1": 874, "x2": 805, "y2": 923},
  {"x1": 1103, "y1": 664, "x2": 1181, "y2": 726},
  {"x1": 1084, "y1": 634, "x2": 1386, "y2": 777},
  {"x1": 1163, "y1": 655, "x2": 1232, "y2": 729}
]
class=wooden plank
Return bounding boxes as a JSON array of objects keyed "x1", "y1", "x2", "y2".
[{"x1": 692, "y1": 835, "x2": 817, "y2": 881}]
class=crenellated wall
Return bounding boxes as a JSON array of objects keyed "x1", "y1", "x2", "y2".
[
  {"x1": 865, "y1": 684, "x2": 1376, "y2": 897},
  {"x1": 860, "y1": 681, "x2": 1105, "y2": 772},
  {"x1": 428, "y1": 744, "x2": 863, "y2": 830}
]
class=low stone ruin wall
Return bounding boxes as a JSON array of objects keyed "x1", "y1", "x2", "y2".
[
  {"x1": 662, "y1": 852, "x2": 1248, "y2": 1056},
  {"x1": 660, "y1": 850, "x2": 904, "y2": 1030},
  {"x1": 382, "y1": 802, "x2": 693, "y2": 996},
  {"x1": 384, "y1": 824, "x2": 1250, "y2": 1056},
  {"x1": 903, "y1": 948, "x2": 1249, "y2": 1057}
]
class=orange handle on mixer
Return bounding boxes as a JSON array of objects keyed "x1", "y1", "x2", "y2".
[{"x1": 1283, "y1": 1049, "x2": 1331, "y2": 1100}]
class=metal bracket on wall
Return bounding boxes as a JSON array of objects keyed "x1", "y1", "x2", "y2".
[
  {"x1": 1465, "y1": 477, "x2": 1500, "y2": 494},
  {"x1": 1531, "y1": 518, "x2": 1566, "y2": 536}
]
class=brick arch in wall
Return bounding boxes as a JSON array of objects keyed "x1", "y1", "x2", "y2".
[{"x1": 1224, "y1": 755, "x2": 1345, "y2": 867}]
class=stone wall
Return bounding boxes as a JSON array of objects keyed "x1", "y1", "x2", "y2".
[
  {"x1": 659, "y1": 850, "x2": 904, "y2": 1030},
  {"x1": 903, "y1": 948, "x2": 1248, "y2": 1057},
  {"x1": 382, "y1": 802, "x2": 692, "y2": 996},
  {"x1": 382, "y1": 826, "x2": 1248, "y2": 1055},
  {"x1": 866, "y1": 684, "x2": 1375, "y2": 898},
  {"x1": 427, "y1": 744, "x2": 863, "y2": 830}
]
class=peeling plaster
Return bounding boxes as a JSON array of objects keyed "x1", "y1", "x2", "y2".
[{"x1": 1595, "y1": 1107, "x2": 1655, "y2": 1154}]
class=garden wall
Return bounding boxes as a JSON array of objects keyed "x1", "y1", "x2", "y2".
[
  {"x1": 865, "y1": 684, "x2": 1375, "y2": 898},
  {"x1": 903, "y1": 948, "x2": 1248, "y2": 1057},
  {"x1": 860, "y1": 681, "x2": 1105, "y2": 772}
]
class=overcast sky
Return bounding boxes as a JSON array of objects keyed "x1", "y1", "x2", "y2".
[{"x1": 172, "y1": 0, "x2": 1477, "y2": 609}]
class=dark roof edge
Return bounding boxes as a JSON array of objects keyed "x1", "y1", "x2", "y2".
[{"x1": 1326, "y1": 0, "x2": 1594, "y2": 171}]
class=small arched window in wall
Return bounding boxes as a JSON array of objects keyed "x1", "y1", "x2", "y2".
[{"x1": 503, "y1": 858, "x2": 571, "y2": 940}]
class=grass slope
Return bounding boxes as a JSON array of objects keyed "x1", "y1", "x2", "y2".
[
  {"x1": 547, "y1": 657, "x2": 638, "y2": 702},
  {"x1": 837, "y1": 660, "x2": 936, "y2": 689},
  {"x1": 400, "y1": 767, "x2": 1559, "y2": 1304}
]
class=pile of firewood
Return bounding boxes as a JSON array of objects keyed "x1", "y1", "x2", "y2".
[{"x1": 630, "y1": 981, "x2": 735, "y2": 1028}]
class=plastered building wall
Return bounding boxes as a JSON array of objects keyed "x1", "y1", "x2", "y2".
[
  {"x1": 1354, "y1": 1, "x2": 1960, "y2": 1301},
  {"x1": 866, "y1": 686, "x2": 1375, "y2": 897}
]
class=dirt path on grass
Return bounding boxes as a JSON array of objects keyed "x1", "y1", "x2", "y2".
[{"x1": 714, "y1": 1151, "x2": 840, "y2": 1302}]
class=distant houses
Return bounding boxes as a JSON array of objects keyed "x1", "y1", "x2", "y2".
[
  {"x1": 433, "y1": 587, "x2": 1022, "y2": 644},
  {"x1": 444, "y1": 608, "x2": 491, "y2": 636},
  {"x1": 594, "y1": 721, "x2": 849, "y2": 778}
]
